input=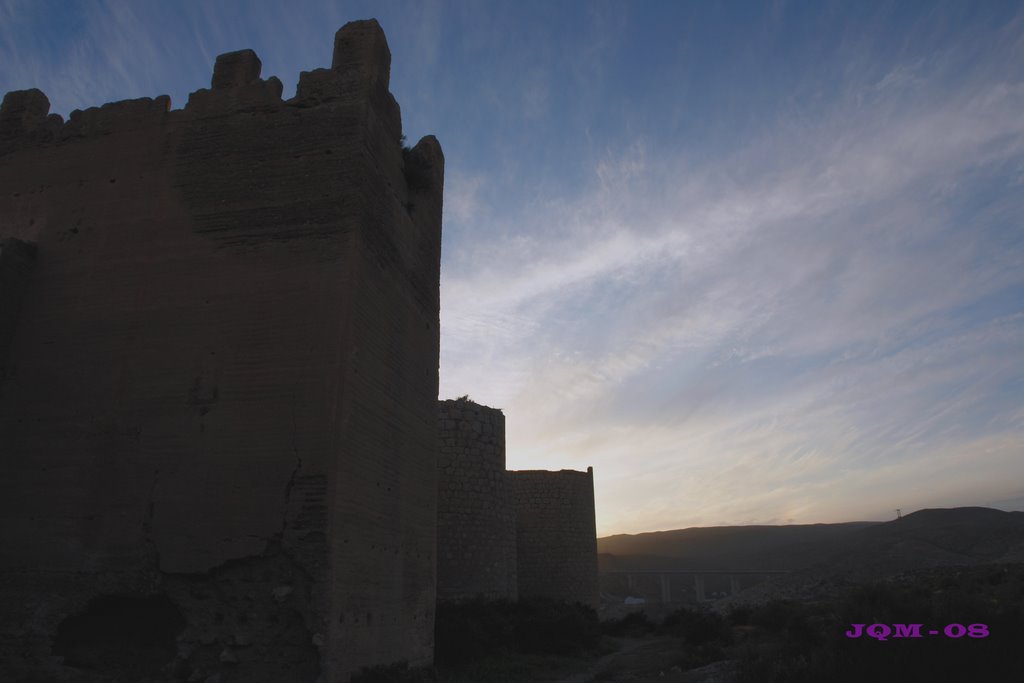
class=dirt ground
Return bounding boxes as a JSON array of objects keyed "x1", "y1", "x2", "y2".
[{"x1": 554, "y1": 637, "x2": 736, "y2": 683}]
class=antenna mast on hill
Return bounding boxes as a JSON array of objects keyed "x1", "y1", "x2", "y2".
[{"x1": 896, "y1": 508, "x2": 902, "y2": 520}]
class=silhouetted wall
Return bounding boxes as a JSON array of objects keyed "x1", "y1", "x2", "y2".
[
  {"x1": 437, "y1": 399, "x2": 518, "y2": 602},
  {"x1": 509, "y1": 468, "x2": 599, "y2": 608},
  {"x1": 0, "y1": 18, "x2": 442, "y2": 683},
  {"x1": 0, "y1": 238, "x2": 36, "y2": 375}
]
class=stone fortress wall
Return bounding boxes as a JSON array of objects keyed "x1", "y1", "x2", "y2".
[
  {"x1": 0, "y1": 19, "x2": 443, "y2": 683},
  {"x1": 0, "y1": 238, "x2": 36, "y2": 367},
  {"x1": 437, "y1": 399, "x2": 518, "y2": 601},
  {"x1": 0, "y1": 16, "x2": 599, "y2": 682},
  {"x1": 508, "y1": 468, "x2": 600, "y2": 608},
  {"x1": 437, "y1": 399, "x2": 598, "y2": 609}
]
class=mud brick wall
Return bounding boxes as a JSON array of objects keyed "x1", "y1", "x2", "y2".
[
  {"x1": 0, "y1": 238, "x2": 36, "y2": 380},
  {"x1": 437, "y1": 399, "x2": 518, "y2": 602},
  {"x1": 508, "y1": 468, "x2": 599, "y2": 608},
  {"x1": 0, "y1": 18, "x2": 442, "y2": 683}
]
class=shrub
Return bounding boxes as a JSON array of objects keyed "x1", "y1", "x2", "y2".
[
  {"x1": 434, "y1": 598, "x2": 517, "y2": 666},
  {"x1": 601, "y1": 610, "x2": 656, "y2": 637},
  {"x1": 350, "y1": 662, "x2": 437, "y2": 683},
  {"x1": 726, "y1": 604, "x2": 754, "y2": 626},
  {"x1": 672, "y1": 641, "x2": 730, "y2": 671},
  {"x1": 660, "y1": 606, "x2": 732, "y2": 645},
  {"x1": 435, "y1": 597, "x2": 600, "y2": 668},
  {"x1": 512, "y1": 598, "x2": 601, "y2": 656},
  {"x1": 734, "y1": 570, "x2": 1024, "y2": 682}
]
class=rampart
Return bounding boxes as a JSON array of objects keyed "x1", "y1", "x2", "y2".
[
  {"x1": 0, "y1": 19, "x2": 442, "y2": 683},
  {"x1": 508, "y1": 468, "x2": 599, "y2": 608},
  {"x1": 436, "y1": 399, "x2": 517, "y2": 602},
  {"x1": 436, "y1": 399, "x2": 598, "y2": 609}
]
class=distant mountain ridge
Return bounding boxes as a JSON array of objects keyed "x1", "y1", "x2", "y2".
[
  {"x1": 598, "y1": 507, "x2": 1024, "y2": 575},
  {"x1": 599, "y1": 521, "x2": 879, "y2": 571},
  {"x1": 815, "y1": 506, "x2": 1024, "y2": 577}
]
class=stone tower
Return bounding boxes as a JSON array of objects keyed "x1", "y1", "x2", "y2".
[
  {"x1": 437, "y1": 399, "x2": 518, "y2": 602},
  {"x1": 509, "y1": 468, "x2": 600, "y2": 608},
  {"x1": 0, "y1": 18, "x2": 442, "y2": 683}
]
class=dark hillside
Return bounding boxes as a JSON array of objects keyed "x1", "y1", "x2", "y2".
[
  {"x1": 600, "y1": 508, "x2": 1024, "y2": 578},
  {"x1": 599, "y1": 522, "x2": 879, "y2": 570}
]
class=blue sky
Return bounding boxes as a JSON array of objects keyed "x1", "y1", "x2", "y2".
[{"x1": 3, "y1": 1, "x2": 1022, "y2": 535}]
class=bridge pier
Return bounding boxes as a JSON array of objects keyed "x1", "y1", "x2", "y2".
[
  {"x1": 660, "y1": 574, "x2": 671, "y2": 603},
  {"x1": 730, "y1": 575, "x2": 740, "y2": 595},
  {"x1": 694, "y1": 574, "x2": 705, "y2": 602}
]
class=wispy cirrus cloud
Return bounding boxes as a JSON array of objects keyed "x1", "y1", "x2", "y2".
[{"x1": 440, "y1": 16, "x2": 1024, "y2": 533}]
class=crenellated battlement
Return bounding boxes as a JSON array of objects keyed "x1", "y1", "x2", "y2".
[
  {"x1": 0, "y1": 18, "x2": 407, "y2": 155},
  {"x1": 1, "y1": 17, "x2": 441, "y2": 263},
  {"x1": 64, "y1": 95, "x2": 171, "y2": 138},
  {"x1": 0, "y1": 89, "x2": 63, "y2": 153}
]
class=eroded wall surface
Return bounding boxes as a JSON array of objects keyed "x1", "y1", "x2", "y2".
[
  {"x1": 508, "y1": 469, "x2": 599, "y2": 608},
  {"x1": 436, "y1": 400, "x2": 517, "y2": 602},
  {"x1": 0, "y1": 18, "x2": 442, "y2": 683}
]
